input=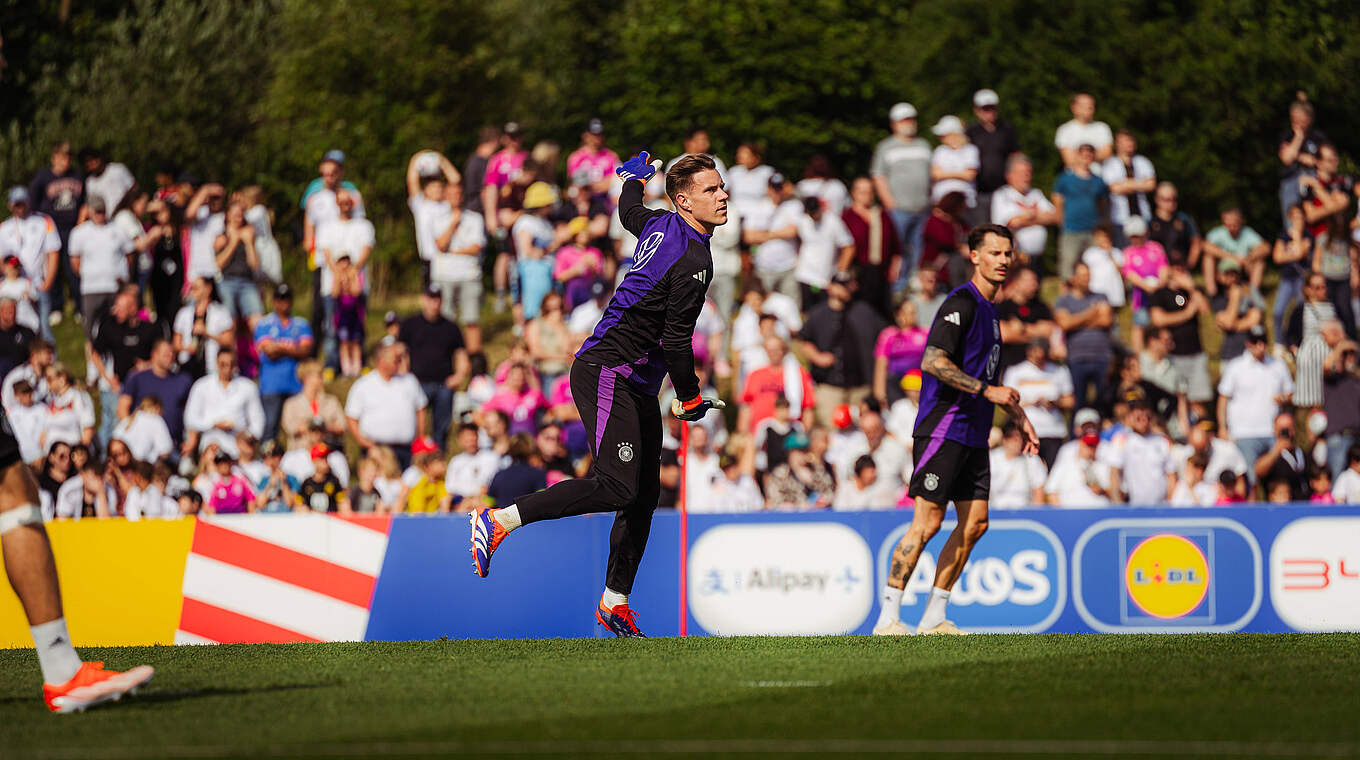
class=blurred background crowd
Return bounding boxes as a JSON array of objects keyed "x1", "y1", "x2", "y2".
[{"x1": 3, "y1": 1, "x2": 1360, "y2": 520}]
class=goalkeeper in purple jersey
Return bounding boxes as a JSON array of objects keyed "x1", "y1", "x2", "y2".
[
  {"x1": 470, "y1": 151, "x2": 729, "y2": 637},
  {"x1": 873, "y1": 224, "x2": 1040, "y2": 636}
]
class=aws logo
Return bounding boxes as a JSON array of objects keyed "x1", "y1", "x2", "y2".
[{"x1": 1124, "y1": 533, "x2": 1209, "y2": 619}]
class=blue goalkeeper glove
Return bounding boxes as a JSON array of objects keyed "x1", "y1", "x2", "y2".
[
  {"x1": 671, "y1": 395, "x2": 726, "y2": 421},
  {"x1": 616, "y1": 151, "x2": 662, "y2": 183}
]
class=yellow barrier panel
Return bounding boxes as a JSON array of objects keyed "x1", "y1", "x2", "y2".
[{"x1": 0, "y1": 519, "x2": 195, "y2": 649}]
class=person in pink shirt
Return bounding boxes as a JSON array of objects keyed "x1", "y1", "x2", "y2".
[
  {"x1": 873, "y1": 300, "x2": 929, "y2": 405},
  {"x1": 553, "y1": 217, "x2": 603, "y2": 310},
  {"x1": 566, "y1": 119, "x2": 621, "y2": 203},
  {"x1": 1120, "y1": 216, "x2": 1168, "y2": 352},
  {"x1": 1309, "y1": 466, "x2": 1335, "y2": 504},
  {"x1": 207, "y1": 451, "x2": 256, "y2": 514},
  {"x1": 481, "y1": 122, "x2": 528, "y2": 235},
  {"x1": 482, "y1": 363, "x2": 548, "y2": 437}
]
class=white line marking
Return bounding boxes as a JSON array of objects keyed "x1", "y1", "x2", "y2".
[
  {"x1": 21, "y1": 739, "x2": 1360, "y2": 759},
  {"x1": 742, "y1": 680, "x2": 829, "y2": 687}
]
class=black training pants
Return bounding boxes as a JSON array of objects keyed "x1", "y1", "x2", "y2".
[{"x1": 514, "y1": 360, "x2": 662, "y2": 595}]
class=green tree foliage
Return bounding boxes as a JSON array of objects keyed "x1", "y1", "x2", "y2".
[{"x1": 4, "y1": 0, "x2": 1360, "y2": 287}]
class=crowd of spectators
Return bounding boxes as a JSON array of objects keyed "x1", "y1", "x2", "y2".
[{"x1": 3, "y1": 90, "x2": 1360, "y2": 521}]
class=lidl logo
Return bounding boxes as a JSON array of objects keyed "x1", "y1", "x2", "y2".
[{"x1": 1124, "y1": 533, "x2": 1210, "y2": 619}]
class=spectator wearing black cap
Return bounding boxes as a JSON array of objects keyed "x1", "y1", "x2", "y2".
[
  {"x1": 744, "y1": 172, "x2": 803, "y2": 300},
  {"x1": 28, "y1": 141, "x2": 83, "y2": 321},
  {"x1": 254, "y1": 284, "x2": 313, "y2": 443},
  {"x1": 965, "y1": 89, "x2": 1020, "y2": 228},
  {"x1": 798, "y1": 270, "x2": 886, "y2": 425},
  {"x1": 398, "y1": 285, "x2": 469, "y2": 450},
  {"x1": 1217, "y1": 325, "x2": 1294, "y2": 483},
  {"x1": 0, "y1": 186, "x2": 61, "y2": 340}
]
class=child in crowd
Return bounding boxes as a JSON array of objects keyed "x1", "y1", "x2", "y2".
[
  {"x1": 405, "y1": 451, "x2": 452, "y2": 513},
  {"x1": 298, "y1": 443, "x2": 348, "y2": 513},
  {"x1": 351, "y1": 456, "x2": 384, "y2": 513},
  {"x1": 178, "y1": 489, "x2": 203, "y2": 517},
  {"x1": 0, "y1": 255, "x2": 40, "y2": 332},
  {"x1": 331, "y1": 254, "x2": 366, "y2": 377},
  {"x1": 254, "y1": 440, "x2": 299, "y2": 513},
  {"x1": 207, "y1": 451, "x2": 255, "y2": 514},
  {"x1": 1081, "y1": 224, "x2": 1126, "y2": 308},
  {"x1": 1120, "y1": 217, "x2": 1167, "y2": 352},
  {"x1": 1308, "y1": 465, "x2": 1334, "y2": 504}
]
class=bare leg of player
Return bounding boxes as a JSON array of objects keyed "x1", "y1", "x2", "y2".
[
  {"x1": 872, "y1": 497, "x2": 945, "y2": 635},
  {"x1": 0, "y1": 461, "x2": 154, "y2": 712},
  {"x1": 916, "y1": 498, "x2": 989, "y2": 635}
]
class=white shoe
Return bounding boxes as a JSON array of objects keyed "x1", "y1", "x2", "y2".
[
  {"x1": 872, "y1": 620, "x2": 913, "y2": 636},
  {"x1": 918, "y1": 619, "x2": 969, "y2": 635}
]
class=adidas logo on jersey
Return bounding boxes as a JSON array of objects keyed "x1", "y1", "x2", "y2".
[
  {"x1": 943, "y1": 312, "x2": 961, "y2": 326},
  {"x1": 692, "y1": 271, "x2": 708, "y2": 284}
]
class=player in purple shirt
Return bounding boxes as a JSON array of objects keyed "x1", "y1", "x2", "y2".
[
  {"x1": 470, "y1": 152, "x2": 728, "y2": 637},
  {"x1": 874, "y1": 224, "x2": 1039, "y2": 636}
]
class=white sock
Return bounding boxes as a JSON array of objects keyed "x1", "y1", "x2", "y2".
[
  {"x1": 493, "y1": 505, "x2": 522, "y2": 532},
  {"x1": 601, "y1": 588, "x2": 628, "y2": 609},
  {"x1": 877, "y1": 585, "x2": 904, "y2": 626},
  {"x1": 918, "y1": 587, "x2": 951, "y2": 630},
  {"x1": 30, "y1": 618, "x2": 81, "y2": 685}
]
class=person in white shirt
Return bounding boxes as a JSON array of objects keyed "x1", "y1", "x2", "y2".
[
  {"x1": 680, "y1": 425, "x2": 723, "y2": 512},
  {"x1": 796, "y1": 156, "x2": 850, "y2": 216},
  {"x1": 1169, "y1": 452, "x2": 1217, "y2": 506},
  {"x1": 708, "y1": 203, "x2": 742, "y2": 322},
  {"x1": 0, "y1": 262, "x2": 41, "y2": 333},
  {"x1": 725, "y1": 142, "x2": 774, "y2": 223},
  {"x1": 0, "y1": 186, "x2": 61, "y2": 338},
  {"x1": 834, "y1": 454, "x2": 890, "y2": 510},
  {"x1": 1081, "y1": 225, "x2": 1126, "y2": 308},
  {"x1": 1001, "y1": 338, "x2": 1075, "y2": 467},
  {"x1": 991, "y1": 155, "x2": 1060, "y2": 264},
  {"x1": 406, "y1": 150, "x2": 462, "y2": 267},
  {"x1": 183, "y1": 183, "x2": 226, "y2": 280},
  {"x1": 280, "y1": 421, "x2": 351, "y2": 487},
  {"x1": 1170, "y1": 422, "x2": 1248, "y2": 486},
  {"x1": 793, "y1": 197, "x2": 854, "y2": 305},
  {"x1": 929, "y1": 115, "x2": 980, "y2": 207},
  {"x1": 8, "y1": 379, "x2": 48, "y2": 465},
  {"x1": 1, "y1": 338, "x2": 52, "y2": 413},
  {"x1": 1102, "y1": 401, "x2": 1176, "y2": 505},
  {"x1": 1044, "y1": 414, "x2": 1111, "y2": 507},
  {"x1": 743, "y1": 174, "x2": 803, "y2": 300},
  {"x1": 444, "y1": 423, "x2": 500, "y2": 505},
  {"x1": 839, "y1": 409, "x2": 910, "y2": 499},
  {"x1": 78, "y1": 149, "x2": 135, "y2": 215},
  {"x1": 1101, "y1": 129, "x2": 1156, "y2": 231},
  {"x1": 990, "y1": 422, "x2": 1048, "y2": 508},
  {"x1": 123, "y1": 463, "x2": 177, "y2": 520},
  {"x1": 40, "y1": 363, "x2": 95, "y2": 451},
  {"x1": 172, "y1": 277, "x2": 234, "y2": 375},
  {"x1": 182, "y1": 347, "x2": 265, "y2": 458},
  {"x1": 708, "y1": 453, "x2": 765, "y2": 513},
  {"x1": 427, "y1": 181, "x2": 486, "y2": 346},
  {"x1": 55, "y1": 461, "x2": 117, "y2": 519},
  {"x1": 67, "y1": 196, "x2": 132, "y2": 321},
  {"x1": 113, "y1": 396, "x2": 174, "y2": 464},
  {"x1": 1217, "y1": 327, "x2": 1295, "y2": 483},
  {"x1": 315, "y1": 189, "x2": 375, "y2": 369},
  {"x1": 1054, "y1": 93, "x2": 1114, "y2": 168},
  {"x1": 345, "y1": 341, "x2": 428, "y2": 469},
  {"x1": 1332, "y1": 444, "x2": 1360, "y2": 503}
]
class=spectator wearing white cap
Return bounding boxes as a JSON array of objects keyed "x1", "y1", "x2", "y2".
[
  {"x1": 929, "y1": 115, "x2": 979, "y2": 208},
  {"x1": 1100, "y1": 129, "x2": 1156, "y2": 237},
  {"x1": 990, "y1": 154, "x2": 1059, "y2": 266},
  {"x1": 0, "y1": 186, "x2": 60, "y2": 340},
  {"x1": 743, "y1": 173, "x2": 803, "y2": 300},
  {"x1": 1054, "y1": 93, "x2": 1114, "y2": 168},
  {"x1": 966, "y1": 89, "x2": 1021, "y2": 228},
  {"x1": 871, "y1": 102, "x2": 932, "y2": 283}
]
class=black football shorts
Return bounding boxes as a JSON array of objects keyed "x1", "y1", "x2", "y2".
[{"x1": 908, "y1": 436, "x2": 990, "y2": 504}]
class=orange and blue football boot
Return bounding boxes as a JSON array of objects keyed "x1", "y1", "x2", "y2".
[
  {"x1": 470, "y1": 507, "x2": 508, "y2": 578},
  {"x1": 596, "y1": 601, "x2": 646, "y2": 638},
  {"x1": 43, "y1": 661, "x2": 155, "y2": 713}
]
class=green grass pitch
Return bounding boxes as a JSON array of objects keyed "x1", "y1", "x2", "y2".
[{"x1": 2, "y1": 635, "x2": 1357, "y2": 759}]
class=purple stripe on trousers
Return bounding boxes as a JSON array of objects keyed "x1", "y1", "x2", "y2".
[{"x1": 594, "y1": 366, "x2": 616, "y2": 455}]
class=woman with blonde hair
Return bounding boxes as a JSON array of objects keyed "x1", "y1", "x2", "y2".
[{"x1": 279, "y1": 360, "x2": 346, "y2": 450}]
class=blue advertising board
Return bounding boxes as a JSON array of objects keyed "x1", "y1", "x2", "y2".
[{"x1": 363, "y1": 505, "x2": 1360, "y2": 639}]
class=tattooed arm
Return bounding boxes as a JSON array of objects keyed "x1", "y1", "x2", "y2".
[{"x1": 922, "y1": 344, "x2": 1038, "y2": 453}]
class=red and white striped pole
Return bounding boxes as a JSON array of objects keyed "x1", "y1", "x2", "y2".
[{"x1": 678, "y1": 420, "x2": 689, "y2": 637}]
